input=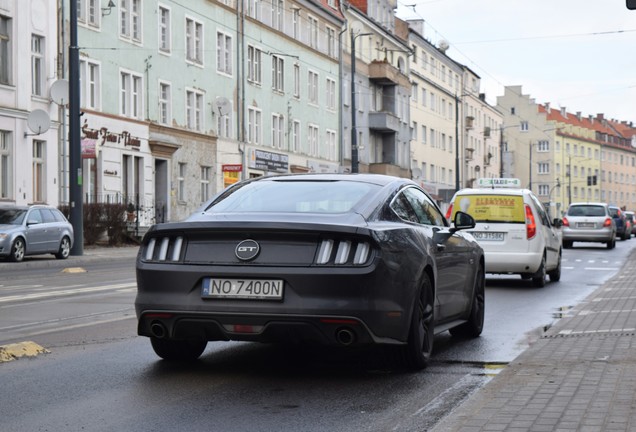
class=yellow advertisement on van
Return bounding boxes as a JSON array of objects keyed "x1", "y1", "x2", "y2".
[{"x1": 451, "y1": 194, "x2": 526, "y2": 223}]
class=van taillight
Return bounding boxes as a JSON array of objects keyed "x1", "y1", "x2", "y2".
[
  {"x1": 525, "y1": 204, "x2": 536, "y2": 239},
  {"x1": 603, "y1": 218, "x2": 612, "y2": 227},
  {"x1": 445, "y1": 204, "x2": 454, "y2": 220}
]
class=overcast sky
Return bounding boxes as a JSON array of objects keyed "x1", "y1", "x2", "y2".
[{"x1": 396, "y1": 0, "x2": 636, "y2": 123}]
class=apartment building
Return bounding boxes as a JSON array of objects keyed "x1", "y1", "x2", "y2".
[{"x1": 0, "y1": 0, "x2": 61, "y2": 206}]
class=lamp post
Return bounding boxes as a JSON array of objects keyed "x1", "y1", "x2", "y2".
[
  {"x1": 69, "y1": 0, "x2": 83, "y2": 255},
  {"x1": 350, "y1": 29, "x2": 371, "y2": 174}
]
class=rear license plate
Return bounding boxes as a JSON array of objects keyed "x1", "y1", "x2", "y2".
[
  {"x1": 471, "y1": 231, "x2": 504, "y2": 241},
  {"x1": 577, "y1": 222, "x2": 595, "y2": 228},
  {"x1": 202, "y1": 278, "x2": 283, "y2": 300}
]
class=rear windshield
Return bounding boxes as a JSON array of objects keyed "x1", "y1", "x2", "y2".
[
  {"x1": 450, "y1": 194, "x2": 525, "y2": 223},
  {"x1": 567, "y1": 205, "x2": 606, "y2": 217},
  {"x1": 205, "y1": 179, "x2": 381, "y2": 214}
]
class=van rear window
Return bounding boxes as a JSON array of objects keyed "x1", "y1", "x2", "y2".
[{"x1": 451, "y1": 195, "x2": 525, "y2": 223}]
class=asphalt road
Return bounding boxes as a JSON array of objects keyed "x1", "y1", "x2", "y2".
[{"x1": 0, "y1": 240, "x2": 632, "y2": 431}]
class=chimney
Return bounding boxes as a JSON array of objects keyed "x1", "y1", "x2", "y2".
[
  {"x1": 560, "y1": 107, "x2": 567, "y2": 117},
  {"x1": 576, "y1": 112, "x2": 582, "y2": 121},
  {"x1": 589, "y1": 115, "x2": 594, "y2": 123},
  {"x1": 544, "y1": 102, "x2": 550, "y2": 111},
  {"x1": 596, "y1": 113, "x2": 605, "y2": 121}
]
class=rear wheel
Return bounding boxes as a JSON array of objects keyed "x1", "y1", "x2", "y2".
[
  {"x1": 55, "y1": 236, "x2": 71, "y2": 259},
  {"x1": 607, "y1": 238, "x2": 616, "y2": 249},
  {"x1": 548, "y1": 251, "x2": 562, "y2": 282},
  {"x1": 9, "y1": 238, "x2": 25, "y2": 262},
  {"x1": 563, "y1": 240, "x2": 573, "y2": 249},
  {"x1": 532, "y1": 256, "x2": 546, "y2": 288},
  {"x1": 396, "y1": 276, "x2": 434, "y2": 370},
  {"x1": 150, "y1": 338, "x2": 208, "y2": 361},
  {"x1": 449, "y1": 266, "x2": 484, "y2": 338}
]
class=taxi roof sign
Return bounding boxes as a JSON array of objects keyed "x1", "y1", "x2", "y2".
[{"x1": 477, "y1": 178, "x2": 522, "y2": 188}]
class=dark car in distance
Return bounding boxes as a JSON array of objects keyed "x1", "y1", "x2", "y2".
[
  {"x1": 135, "y1": 174, "x2": 485, "y2": 370},
  {"x1": 609, "y1": 205, "x2": 630, "y2": 241}
]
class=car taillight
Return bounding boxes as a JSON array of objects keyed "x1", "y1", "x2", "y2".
[
  {"x1": 525, "y1": 204, "x2": 536, "y2": 239},
  {"x1": 603, "y1": 218, "x2": 612, "y2": 227},
  {"x1": 316, "y1": 239, "x2": 371, "y2": 266},
  {"x1": 445, "y1": 204, "x2": 454, "y2": 220},
  {"x1": 143, "y1": 236, "x2": 184, "y2": 262},
  {"x1": 562, "y1": 217, "x2": 570, "y2": 227}
]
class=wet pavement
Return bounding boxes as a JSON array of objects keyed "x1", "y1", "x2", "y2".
[{"x1": 432, "y1": 248, "x2": 636, "y2": 432}]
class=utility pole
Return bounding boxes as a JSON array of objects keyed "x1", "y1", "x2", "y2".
[{"x1": 69, "y1": 0, "x2": 83, "y2": 255}]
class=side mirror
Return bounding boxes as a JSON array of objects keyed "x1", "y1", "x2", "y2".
[
  {"x1": 452, "y1": 211, "x2": 475, "y2": 231},
  {"x1": 27, "y1": 219, "x2": 40, "y2": 226}
]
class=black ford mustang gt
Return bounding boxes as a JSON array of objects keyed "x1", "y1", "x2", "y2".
[{"x1": 135, "y1": 173, "x2": 485, "y2": 369}]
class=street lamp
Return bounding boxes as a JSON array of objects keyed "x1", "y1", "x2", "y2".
[{"x1": 350, "y1": 26, "x2": 371, "y2": 174}]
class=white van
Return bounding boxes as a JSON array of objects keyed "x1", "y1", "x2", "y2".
[{"x1": 446, "y1": 178, "x2": 562, "y2": 287}]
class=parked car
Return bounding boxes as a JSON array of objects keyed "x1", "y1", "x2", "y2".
[
  {"x1": 135, "y1": 173, "x2": 485, "y2": 369},
  {"x1": 609, "y1": 205, "x2": 630, "y2": 241},
  {"x1": 0, "y1": 205, "x2": 74, "y2": 262},
  {"x1": 445, "y1": 178, "x2": 562, "y2": 288},
  {"x1": 562, "y1": 202, "x2": 616, "y2": 249},
  {"x1": 624, "y1": 211, "x2": 636, "y2": 237}
]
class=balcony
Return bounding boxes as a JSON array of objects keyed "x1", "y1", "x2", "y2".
[
  {"x1": 368, "y1": 163, "x2": 410, "y2": 179},
  {"x1": 369, "y1": 111, "x2": 400, "y2": 132},
  {"x1": 368, "y1": 60, "x2": 410, "y2": 88}
]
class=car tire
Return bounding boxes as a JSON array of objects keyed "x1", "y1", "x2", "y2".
[
  {"x1": 449, "y1": 265, "x2": 485, "y2": 339},
  {"x1": 548, "y1": 251, "x2": 562, "y2": 282},
  {"x1": 563, "y1": 240, "x2": 572, "y2": 249},
  {"x1": 607, "y1": 238, "x2": 616, "y2": 249},
  {"x1": 55, "y1": 236, "x2": 71, "y2": 259},
  {"x1": 9, "y1": 237, "x2": 25, "y2": 262},
  {"x1": 150, "y1": 337, "x2": 208, "y2": 361},
  {"x1": 532, "y1": 256, "x2": 546, "y2": 288},
  {"x1": 395, "y1": 276, "x2": 434, "y2": 370}
]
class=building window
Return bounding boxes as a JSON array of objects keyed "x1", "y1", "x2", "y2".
[
  {"x1": 247, "y1": 0, "x2": 261, "y2": 20},
  {"x1": 78, "y1": 0, "x2": 100, "y2": 27},
  {"x1": 186, "y1": 18, "x2": 203, "y2": 64},
  {"x1": 247, "y1": 45, "x2": 261, "y2": 84},
  {"x1": 326, "y1": 129, "x2": 336, "y2": 160},
  {"x1": 217, "y1": 31, "x2": 232, "y2": 75},
  {"x1": 31, "y1": 35, "x2": 44, "y2": 96},
  {"x1": 0, "y1": 131, "x2": 11, "y2": 199},
  {"x1": 271, "y1": 0, "x2": 284, "y2": 31},
  {"x1": 308, "y1": 70, "x2": 318, "y2": 104},
  {"x1": 326, "y1": 26, "x2": 337, "y2": 58},
  {"x1": 308, "y1": 16, "x2": 318, "y2": 49},
  {"x1": 421, "y1": 125, "x2": 427, "y2": 145},
  {"x1": 217, "y1": 107, "x2": 232, "y2": 138},
  {"x1": 520, "y1": 121, "x2": 529, "y2": 132},
  {"x1": 326, "y1": 78, "x2": 336, "y2": 110},
  {"x1": 293, "y1": 63, "x2": 300, "y2": 98},
  {"x1": 177, "y1": 162, "x2": 186, "y2": 202},
  {"x1": 308, "y1": 124, "x2": 318, "y2": 156},
  {"x1": 292, "y1": 8, "x2": 300, "y2": 39},
  {"x1": 120, "y1": 71, "x2": 142, "y2": 119},
  {"x1": 538, "y1": 140, "x2": 549, "y2": 152},
  {"x1": 33, "y1": 140, "x2": 46, "y2": 203},
  {"x1": 120, "y1": 0, "x2": 142, "y2": 42},
  {"x1": 158, "y1": 5, "x2": 171, "y2": 53},
  {"x1": 271, "y1": 113, "x2": 284, "y2": 149},
  {"x1": 292, "y1": 120, "x2": 300, "y2": 152},
  {"x1": 538, "y1": 162, "x2": 550, "y2": 174},
  {"x1": 0, "y1": 15, "x2": 11, "y2": 85},
  {"x1": 158, "y1": 82, "x2": 171, "y2": 125},
  {"x1": 186, "y1": 89, "x2": 204, "y2": 131},
  {"x1": 200, "y1": 166, "x2": 211, "y2": 203},
  {"x1": 272, "y1": 55, "x2": 284, "y2": 92},
  {"x1": 80, "y1": 60, "x2": 101, "y2": 110},
  {"x1": 247, "y1": 106, "x2": 262, "y2": 145}
]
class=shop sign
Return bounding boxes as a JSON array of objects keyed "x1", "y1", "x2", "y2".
[{"x1": 248, "y1": 149, "x2": 288, "y2": 172}]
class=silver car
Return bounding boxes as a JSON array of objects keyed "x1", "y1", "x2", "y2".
[
  {"x1": 562, "y1": 202, "x2": 616, "y2": 249},
  {"x1": 0, "y1": 205, "x2": 74, "y2": 262}
]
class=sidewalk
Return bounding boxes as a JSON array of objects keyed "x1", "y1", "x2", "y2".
[{"x1": 432, "y1": 249, "x2": 636, "y2": 432}]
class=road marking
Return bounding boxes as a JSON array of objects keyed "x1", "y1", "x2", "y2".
[
  {"x1": 0, "y1": 282, "x2": 136, "y2": 304},
  {"x1": 579, "y1": 309, "x2": 636, "y2": 316},
  {"x1": 558, "y1": 328, "x2": 636, "y2": 335},
  {"x1": 584, "y1": 267, "x2": 619, "y2": 271},
  {"x1": 0, "y1": 341, "x2": 49, "y2": 363},
  {"x1": 592, "y1": 296, "x2": 636, "y2": 302}
]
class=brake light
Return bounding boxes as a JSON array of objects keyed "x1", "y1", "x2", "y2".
[
  {"x1": 525, "y1": 204, "x2": 536, "y2": 239},
  {"x1": 445, "y1": 203, "x2": 454, "y2": 220},
  {"x1": 603, "y1": 218, "x2": 612, "y2": 227},
  {"x1": 562, "y1": 217, "x2": 570, "y2": 227}
]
